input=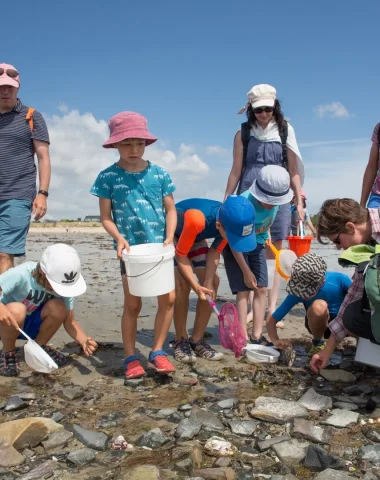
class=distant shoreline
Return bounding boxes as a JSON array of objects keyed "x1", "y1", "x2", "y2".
[{"x1": 29, "y1": 222, "x2": 106, "y2": 234}]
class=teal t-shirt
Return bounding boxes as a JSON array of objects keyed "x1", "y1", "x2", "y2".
[
  {"x1": 90, "y1": 161, "x2": 176, "y2": 248},
  {"x1": 0, "y1": 262, "x2": 73, "y2": 315},
  {"x1": 240, "y1": 192, "x2": 278, "y2": 244}
]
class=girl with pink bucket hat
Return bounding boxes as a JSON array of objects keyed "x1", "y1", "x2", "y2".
[{"x1": 90, "y1": 111, "x2": 177, "y2": 380}]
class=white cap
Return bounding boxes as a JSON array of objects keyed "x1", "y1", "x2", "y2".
[
  {"x1": 40, "y1": 244, "x2": 86, "y2": 297},
  {"x1": 250, "y1": 165, "x2": 293, "y2": 205},
  {"x1": 247, "y1": 84, "x2": 277, "y2": 109}
]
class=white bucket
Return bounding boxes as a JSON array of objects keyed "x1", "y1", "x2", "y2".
[
  {"x1": 267, "y1": 259, "x2": 276, "y2": 290},
  {"x1": 245, "y1": 344, "x2": 280, "y2": 364},
  {"x1": 355, "y1": 337, "x2": 380, "y2": 368},
  {"x1": 122, "y1": 243, "x2": 175, "y2": 297}
]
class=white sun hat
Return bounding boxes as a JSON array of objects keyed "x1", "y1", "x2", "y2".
[
  {"x1": 247, "y1": 84, "x2": 277, "y2": 109},
  {"x1": 250, "y1": 165, "x2": 293, "y2": 205}
]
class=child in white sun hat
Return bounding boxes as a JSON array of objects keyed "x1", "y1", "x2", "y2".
[
  {"x1": 0, "y1": 244, "x2": 97, "y2": 377},
  {"x1": 223, "y1": 165, "x2": 293, "y2": 345}
]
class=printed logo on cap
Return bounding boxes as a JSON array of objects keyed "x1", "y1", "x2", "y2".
[{"x1": 62, "y1": 271, "x2": 78, "y2": 285}]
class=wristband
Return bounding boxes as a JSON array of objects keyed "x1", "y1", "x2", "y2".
[{"x1": 38, "y1": 190, "x2": 49, "y2": 197}]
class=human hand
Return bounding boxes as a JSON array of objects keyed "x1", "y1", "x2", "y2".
[
  {"x1": 197, "y1": 285, "x2": 214, "y2": 301},
  {"x1": 297, "y1": 203, "x2": 305, "y2": 222},
  {"x1": 310, "y1": 348, "x2": 332, "y2": 374},
  {"x1": 163, "y1": 236, "x2": 174, "y2": 246},
  {"x1": 243, "y1": 270, "x2": 257, "y2": 290},
  {"x1": 32, "y1": 194, "x2": 47, "y2": 221},
  {"x1": 274, "y1": 338, "x2": 292, "y2": 350},
  {"x1": 82, "y1": 337, "x2": 98, "y2": 356},
  {"x1": 0, "y1": 304, "x2": 19, "y2": 329},
  {"x1": 117, "y1": 238, "x2": 130, "y2": 259}
]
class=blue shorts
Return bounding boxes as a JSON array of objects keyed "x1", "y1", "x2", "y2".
[
  {"x1": 368, "y1": 194, "x2": 380, "y2": 208},
  {"x1": 270, "y1": 202, "x2": 291, "y2": 242},
  {"x1": 0, "y1": 200, "x2": 32, "y2": 256},
  {"x1": 17, "y1": 305, "x2": 43, "y2": 340}
]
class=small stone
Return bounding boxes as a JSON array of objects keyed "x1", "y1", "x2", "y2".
[
  {"x1": 193, "y1": 468, "x2": 236, "y2": 480},
  {"x1": 67, "y1": 448, "x2": 96, "y2": 466},
  {"x1": 321, "y1": 409, "x2": 359, "y2": 428},
  {"x1": 340, "y1": 395, "x2": 368, "y2": 408},
  {"x1": 16, "y1": 392, "x2": 37, "y2": 401},
  {"x1": 228, "y1": 420, "x2": 257, "y2": 436},
  {"x1": 304, "y1": 444, "x2": 345, "y2": 470},
  {"x1": 191, "y1": 406, "x2": 224, "y2": 431},
  {"x1": 176, "y1": 418, "x2": 201, "y2": 441},
  {"x1": 155, "y1": 409, "x2": 176, "y2": 418},
  {"x1": 175, "y1": 457, "x2": 193, "y2": 473},
  {"x1": 204, "y1": 436, "x2": 236, "y2": 457},
  {"x1": 343, "y1": 384, "x2": 372, "y2": 395},
  {"x1": 0, "y1": 441, "x2": 25, "y2": 467},
  {"x1": 363, "y1": 426, "x2": 380, "y2": 443},
  {"x1": 178, "y1": 404, "x2": 192, "y2": 412},
  {"x1": 61, "y1": 386, "x2": 84, "y2": 401},
  {"x1": 359, "y1": 444, "x2": 380, "y2": 464},
  {"x1": 125, "y1": 465, "x2": 161, "y2": 480},
  {"x1": 167, "y1": 413, "x2": 182, "y2": 423},
  {"x1": 271, "y1": 438, "x2": 309, "y2": 466},
  {"x1": 17, "y1": 460, "x2": 57, "y2": 480},
  {"x1": 313, "y1": 470, "x2": 352, "y2": 480},
  {"x1": 298, "y1": 388, "x2": 332, "y2": 411},
  {"x1": 249, "y1": 396, "x2": 308, "y2": 424},
  {"x1": 124, "y1": 378, "x2": 145, "y2": 387},
  {"x1": 333, "y1": 402, "x2": 358, "y2": 411},
  {"x1": 42, "y1": 430, "x2": 73, "y2": 450},
  {"x1": 217, "y1": 398, "x2": 238, "y2": 409},
  {"x1": 71, "y1": 424, "x2": 108, "y2": 451},
  {"x1": 320, "y1": 369, "x2": 356, "y2": 383},
  {"x1": 194, "y1": 366, "x2": 214, "y2": 377},
  {"x1": 367, "y1": 394, "x2": 380, "y2": 412},
  {"x1": 175, "y1": 377, "x2": 198, "y2": 386},
  {"x1": 94, "y1": 412, "x2": 124, "y2": 428},
  {"x1": 4, "y1": 396, "x2": 27, "y2": 412},
  {"x1": 292, "y1": 418, "x2": 329, "y2": 444},
  {"x1": 256, "y1": 434, "x2": 291, "y2": 452},
  {"x1": 51, "y1": 412, "x2": 64, "y2": 423},
  {"x1": 136, "y1": 428, "x2": 170, "y2": 449},
  {"x1": 214, "y1": 457, "x2": 232, "y2": 467},
  {"x1": 22, "y1": 448, "x2": 35, "y2": 458}
]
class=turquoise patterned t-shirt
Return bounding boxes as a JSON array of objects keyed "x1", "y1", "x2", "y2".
[{"x1": 90, "y1": 161, "x2": 176, "y2": 248}]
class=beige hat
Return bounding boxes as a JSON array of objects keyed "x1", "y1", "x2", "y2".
[{"x1": 247, "y1": 84, "x2": 276, "y2": 109}]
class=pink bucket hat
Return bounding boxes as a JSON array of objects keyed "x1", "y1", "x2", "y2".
[
  {"x1": 103, "y1": 111, "x2": 157, "y2": 148},
  {"x1": 0, "y1": 63, "x2": 20, "y2": 88}
]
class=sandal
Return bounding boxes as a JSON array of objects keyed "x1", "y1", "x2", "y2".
[{"x1": 248, "y1": 335, "x2": 274, "y2": 347}]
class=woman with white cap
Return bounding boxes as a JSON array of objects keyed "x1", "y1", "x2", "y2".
[{"x1": 224, "y1": 84, "x2": 305, "y2": 319}]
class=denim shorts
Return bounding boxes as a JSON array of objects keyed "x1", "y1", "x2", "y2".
[
  {"x1": 17, "y1": 305, "x2": 43, "y2": 341},
  {"x1": 270, "y1": 202, "x2": 291, "y2": 242},
  {"x1": 368, "y1": 193, "x2": 380, "y2": 208},
  {"x1": 0, "y1": 199, "x2": 32, "y2": 256},
  {"x1": 223, "y1": 243, "x2": 267, "y2": 294}
]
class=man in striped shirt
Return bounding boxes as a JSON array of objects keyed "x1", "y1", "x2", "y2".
[
  {"x1": 310, "y1": 198, "x2": 380, "y2": 373},
  {"x1": 0, "y1": 63, "x2": 51, "y2": 273}
]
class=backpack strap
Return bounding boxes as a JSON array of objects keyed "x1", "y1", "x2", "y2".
[
  {"x1": 279, "y1": 120, "x2": 288, "y2": 170},
  {"x1": 237, "y1": 122, "x2": 251, "y2": 194},
  {"x1": 26, "y1": 107, "x2": 35, "y2": 133}
]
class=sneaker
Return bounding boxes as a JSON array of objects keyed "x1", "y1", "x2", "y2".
[
  {"x1": 308, "y1": 341, "x2": 327, "y2": 357},
  {"x1": 173, "y1": 338, "x2": 196, "y2": 364},
  {"x1": 248, "y1": 335, "x2": 274, "y2": 347},
  {"x1": 41, "y1": 345, "x2": 70, "y2": 368},
  {"x1": 148, "y1": 351, "x2": 176, "y2": 374},
  {"x1": 0, "y1": 350, "x2": 19, "y2": 377},
  {"x1": 189, "y1": 337, "x2": 223, "y2": 361},
  {"x1": 124, "y1": 356, "x2": 146, "y2": 379}
]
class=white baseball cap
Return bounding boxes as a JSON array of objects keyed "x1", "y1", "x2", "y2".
[
  {"x1": 40, "y1": 244, "x2": 86, "y2": 297},
  {"x1": 250, "y1": 165, "x2": 293, "y2": 205},
  {"x1": 247, "y1": 84, "x2": 277, "y2": 109}
]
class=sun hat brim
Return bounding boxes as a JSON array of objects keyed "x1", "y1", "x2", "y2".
[
  {"x1": 103, "y1": 130, "x2": 158, "y2": 148},
  {"x1": 225, "y1": 227, "x2": 257, "y2": 253},
  {"x1": 250, "y1": 98, "x2": 275, "y2": 110},
  {"x1": 286, "y1": 277, "x2": 321, "y2": 299},
  {"x1": 250, "y1": 180, "x2": 293, "y2": 206},
  {"x1": 0, "y1": 77, "x2": 19, "y2": 88},
  {"x1": 47, "y1": 273, "x2": 87, "y2": 298}
]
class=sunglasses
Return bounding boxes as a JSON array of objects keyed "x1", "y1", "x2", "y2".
[
  {"x1": 332, "y1": 233, "x2": 341, "y2": 245},
  {"x1": 0, "y1": 68, "x2": 19, "y2": 78},
  {"x1": 253, "y1": 106, "x2": 274, "y2": 114}
]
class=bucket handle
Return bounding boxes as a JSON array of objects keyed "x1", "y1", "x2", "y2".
[{"x1": 124, "y1": 256, "x2": 164, "y2": 278}]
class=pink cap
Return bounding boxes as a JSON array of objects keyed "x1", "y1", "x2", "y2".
[
  {"x1": 103, "y1": 111, "x2": 157, "y2": 148},
  {"x1": 301, "y1": 189, "x2": 307, "y2": 200},
  {"x1": 0, "y1": 63, "x2": 20, "y2": 88}
]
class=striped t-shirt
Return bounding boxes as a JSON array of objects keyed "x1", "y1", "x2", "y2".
[{"x1": 0, "y1": 99, "x2": 50, "y2": 202}]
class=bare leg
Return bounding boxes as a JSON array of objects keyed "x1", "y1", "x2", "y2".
[
  {"x1": 307, "y1": 300, "x2": 329, "y2": 339},
  {"x1": 0, "y1": 303, "x2": 27, "y2": 352},
  {"x1": 246, "y1": 291, "x2": 254, "y2": 325},
  {"x1": 121, "y1": 276, "x2": 142, "y2": 358},
  {"x1": 152, "y1": 290, "x2": 175, "y2": 352},
  {"x1": 266, "y1": 240, "x2": 282, "y2": 315},
  {"x1": 251, "y1": 287, "x2": 267, "y2": 340},
  {"x1": 236, "y1": 291, "x2": 250, "y2": 339},
  {"x1": 173, "y1": 269, "x2": 191, "y2": 340},
  {"x1": 191, "y1": 270, "x2": 219, "y2": 342},
  {"x1": 0, "y1": 253, "x2": 13, "y2": 275},
  {"x1": 35, "y1": 299, "x2": 67, "y2": 346}
]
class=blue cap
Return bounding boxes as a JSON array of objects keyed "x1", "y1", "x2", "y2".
[{"x1": 218, "y1": 196, "x2": 256, "y2": 252}]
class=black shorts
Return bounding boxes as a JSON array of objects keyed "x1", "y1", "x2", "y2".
[
  {"x1": 223, "y1": 243, "x2": 267, "y2": 294},
  {"x1": 342, "y1": 298, "x2": 380, "y2": 344},
  {"x1": 304, "y1": 308, "x2": 335, "y2": 339}
]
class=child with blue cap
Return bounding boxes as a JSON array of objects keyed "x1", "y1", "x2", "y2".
[{"x1": 173, "y1": 195, "x2": 256, "y2": 364}]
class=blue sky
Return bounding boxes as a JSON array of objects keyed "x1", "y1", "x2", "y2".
[{"x1": 2, "y1": 0, "x2": 380, "y2": 216}]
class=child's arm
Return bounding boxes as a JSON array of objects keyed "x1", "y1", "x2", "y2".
[
  {"x1": 267, "y1": 295, "x2": 297, "y2": 347},
  {"x1": 266, "y1": 314, "x2": 291, "y2": 349},
  {"x1": 63, "y1": 310, "x2": 98, "y2": 356},
  {"x1": 163, "y1": 194, "x2": 176, "y2": 245},
  {"x1": 231, "y1": 250, "x2": 257, "y2": 289},
  {"x1": 361, "y1": 140, "x2": 379, "y2": 207},
  {"x1": 307, "y1": 220, "x2": 317, "y2": 236},
  {"x1": 203, "y1": 249, "x2": 221, "y2": 298},
  {"x1": 310, "y1": 335, "x2": 337, "y2": 373},
  {"x1": 99, "y1": 198, "x2": 129, "y2": 258}
]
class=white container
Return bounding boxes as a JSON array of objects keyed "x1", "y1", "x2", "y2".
[
  {"x1": 245, "y1": 344, "x2": 280, "y2": 364},
  {"x1": 355, "y1": 337, "x2": 380, "y2": 368},
  {"x1": 122, "y1": 243, "x2": 175, "y2": 297},
  {"x1": 20, "y1": 328, "x2": 58, "y2": 373},
  {"x1": 267, "y1": 259, "x2": 276, "y2": 290}
]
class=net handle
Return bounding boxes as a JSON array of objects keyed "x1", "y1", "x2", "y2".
[{"x1": 206, "y1": 295, "x2": 220, "y2": 317}]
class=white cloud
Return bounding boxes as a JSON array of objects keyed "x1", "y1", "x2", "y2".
[
  {"x1": 206, "y1": 145, "x2": 230, "y2": 156},
  {"x1": 314, "y1": 102, "x2": 352, "y2": 119}
]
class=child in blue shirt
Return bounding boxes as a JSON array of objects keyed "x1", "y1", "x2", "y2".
[
  {"x1": 266, "y1": 253, "x2": 352, "y2": 356},
  {"x1": 90, "y1": 111, "x2": 177, "y2": 380},
  {"x1": 224, "y1": 165, "x2": 293, "y2": 345}
]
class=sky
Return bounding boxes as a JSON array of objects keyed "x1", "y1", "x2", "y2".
[{"x1": 2, "y1": 0, "x2": 380, "y2": 219}]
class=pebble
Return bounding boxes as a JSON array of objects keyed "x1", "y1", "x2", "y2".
[
  {"x1": 61, "y1": 386, "x2": 84, "y2": 401},
  {"x1": 217, "y1": 398, "x2": 238, "y2": 409},
  {"x1": 333, "y1": 402, "x2": 359, "y2": 411},
  {"x1": 42, "y1": 430, "x2": 73, "y2": 450},
  {"x1": 250, "y1": 396, "x2": 308, "y2": 424},
  {"x1": 67, "y1": 448, "x2": 96, "y2": 466},
  {"x1": 271, "y1": 438, "x2": 310, "y2": 466},
  {"x1": 320, "y1": 369, "x2": 356, "y2": 383},
  {"x1": 51, "y1": 412, "x2": 64, "y2": 423},
  {"x1": 304, "y1": 444, "x2": 345, "y2": 470},
  {"x1": 4, "y1": 396, "x2": 27, "y2": 412},
  {"x1": 135, "y1": 428, "x2": 170, "y2": 449},
  {"x1": 17, "y1": 460, "x2": 57, "y2": 480},
  {"x1": 321, "y1": 409, "x2": 359, "y2": 428},
  {"x1": 298, "y1": 388, "x2": 332, "y2": 411},
  {"x1": 71, "y1": 424, "x2": 108, "y2": 451}
]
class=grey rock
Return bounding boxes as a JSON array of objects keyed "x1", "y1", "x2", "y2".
[
  {"x1": 16, "y1": 392, "x2": 36, "y2": 401},
  {"x1": 363, "y1": 473, "x2": 378, "y2": 480},
  {"x1": 193, "y1": 468, "x2": 236, "y2": 479},
  {"x1": 61, "y1": 386, "x2": 84, "y2": 401},
  {"x1": 94, "y1": 412, "x2": 124, "y2": 428},
  {"x1": 67, "y1": 448, "x2": 96, "y2": 466},
  {"x1": 155, "y1": 408, "x2": 176, "y2": 418},
  {"x1": 42, "y1": 429, "x2": 73, "y2": 450},
  {"x1": 167, "y1": 413, "x2": 182, "y2": 423},
  {"x1": 292, "y1": 418, "x2": 329, "y2": 444},
  {"x1": 194, "y1": 366, "x2": 214, "y2": 377},
  {"x1": 339, "y1": 395, "x2": 368, "y2": 408},
  {"x1": 333, "y1": 401, "x2": 358, "y2": 411},
  {"x1": 250, "y1": 396, "x2": 308, "y2": 424},
  {"x1": 321, "y1": 409, "x2": 359, "y2": 428},
  {"x1": 22, "y1": 448, "x2": 34, "y2": 458},
  {"x1": 228, "y1": 420, "x2": 257, "y2": 436},
  {"x1": 371, "y1": 408, "x2": 380, "y2": 418},
  {"x1": 0, "y1": 467, "x2": 17, "y2": 480},
  {"x1": 304, "y1": 444, "x2": 345, "y2": 471},
  {"x1": 359, "y1": 444, "x2": 380, "y2": 465},
  {"x1": 271, "y1": 438, "x2": 309, "y2": 466},
  {"x1": 363, "y1": 426, "x2": 380, "y2": 443},
  {"x1": 314, "y1": 470, "x2": 352, "y2": 480},
  {"x1": 17, "y1": 460, "x2": 58, "y2": 480},
  {"x1": 256, "y1": 435, "x2": 291, "y2": 452},
  {"x1": 217, "y1": 398, "x2": 238, "y2": 409},
  {"x1": 136, "y1": 428, "x2": 170, "y2": 449},
  {"x1": 176, "y1": 418, "x2": 202, "y2": 441},
  {"x1": 298, "y1": 388, "x2": 332, "y2": 411},
  {"x1": 343, "y1": 384, "x2": 372, "y2": 395},
  {"x1": 4, "y1": 396, "x2": 27, "y2": 412},
  {"x1": 125, "y1": 465, "x2": 161, "y2": 480},
  {"x1": 320, "y1": 369, "x2": 356, "y2": 383},
  {"x1": 124, "y1": 378, "x2": 145, "y2": 387},
  {"x1": 0, "y1": 441, "x2": 25, "y2": 467},
  {"x1": 72, "y1": 424, "x2": 108, "y2": 451},
  {"x1": 214, "y1": 457, "x2": 232, "y2": 467},
  {"x1": 178, "y1": 404, "x2": 192, "y2": 412},
  {"x1": 175, "y1": 457, "x2": 193, "y2": 473},
  {"x1": 51, "y1": 411, "x2": 64, "y2": 423},
  {"x1": 191, "y1": 406, "x2": 224, "y2": 431}
]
